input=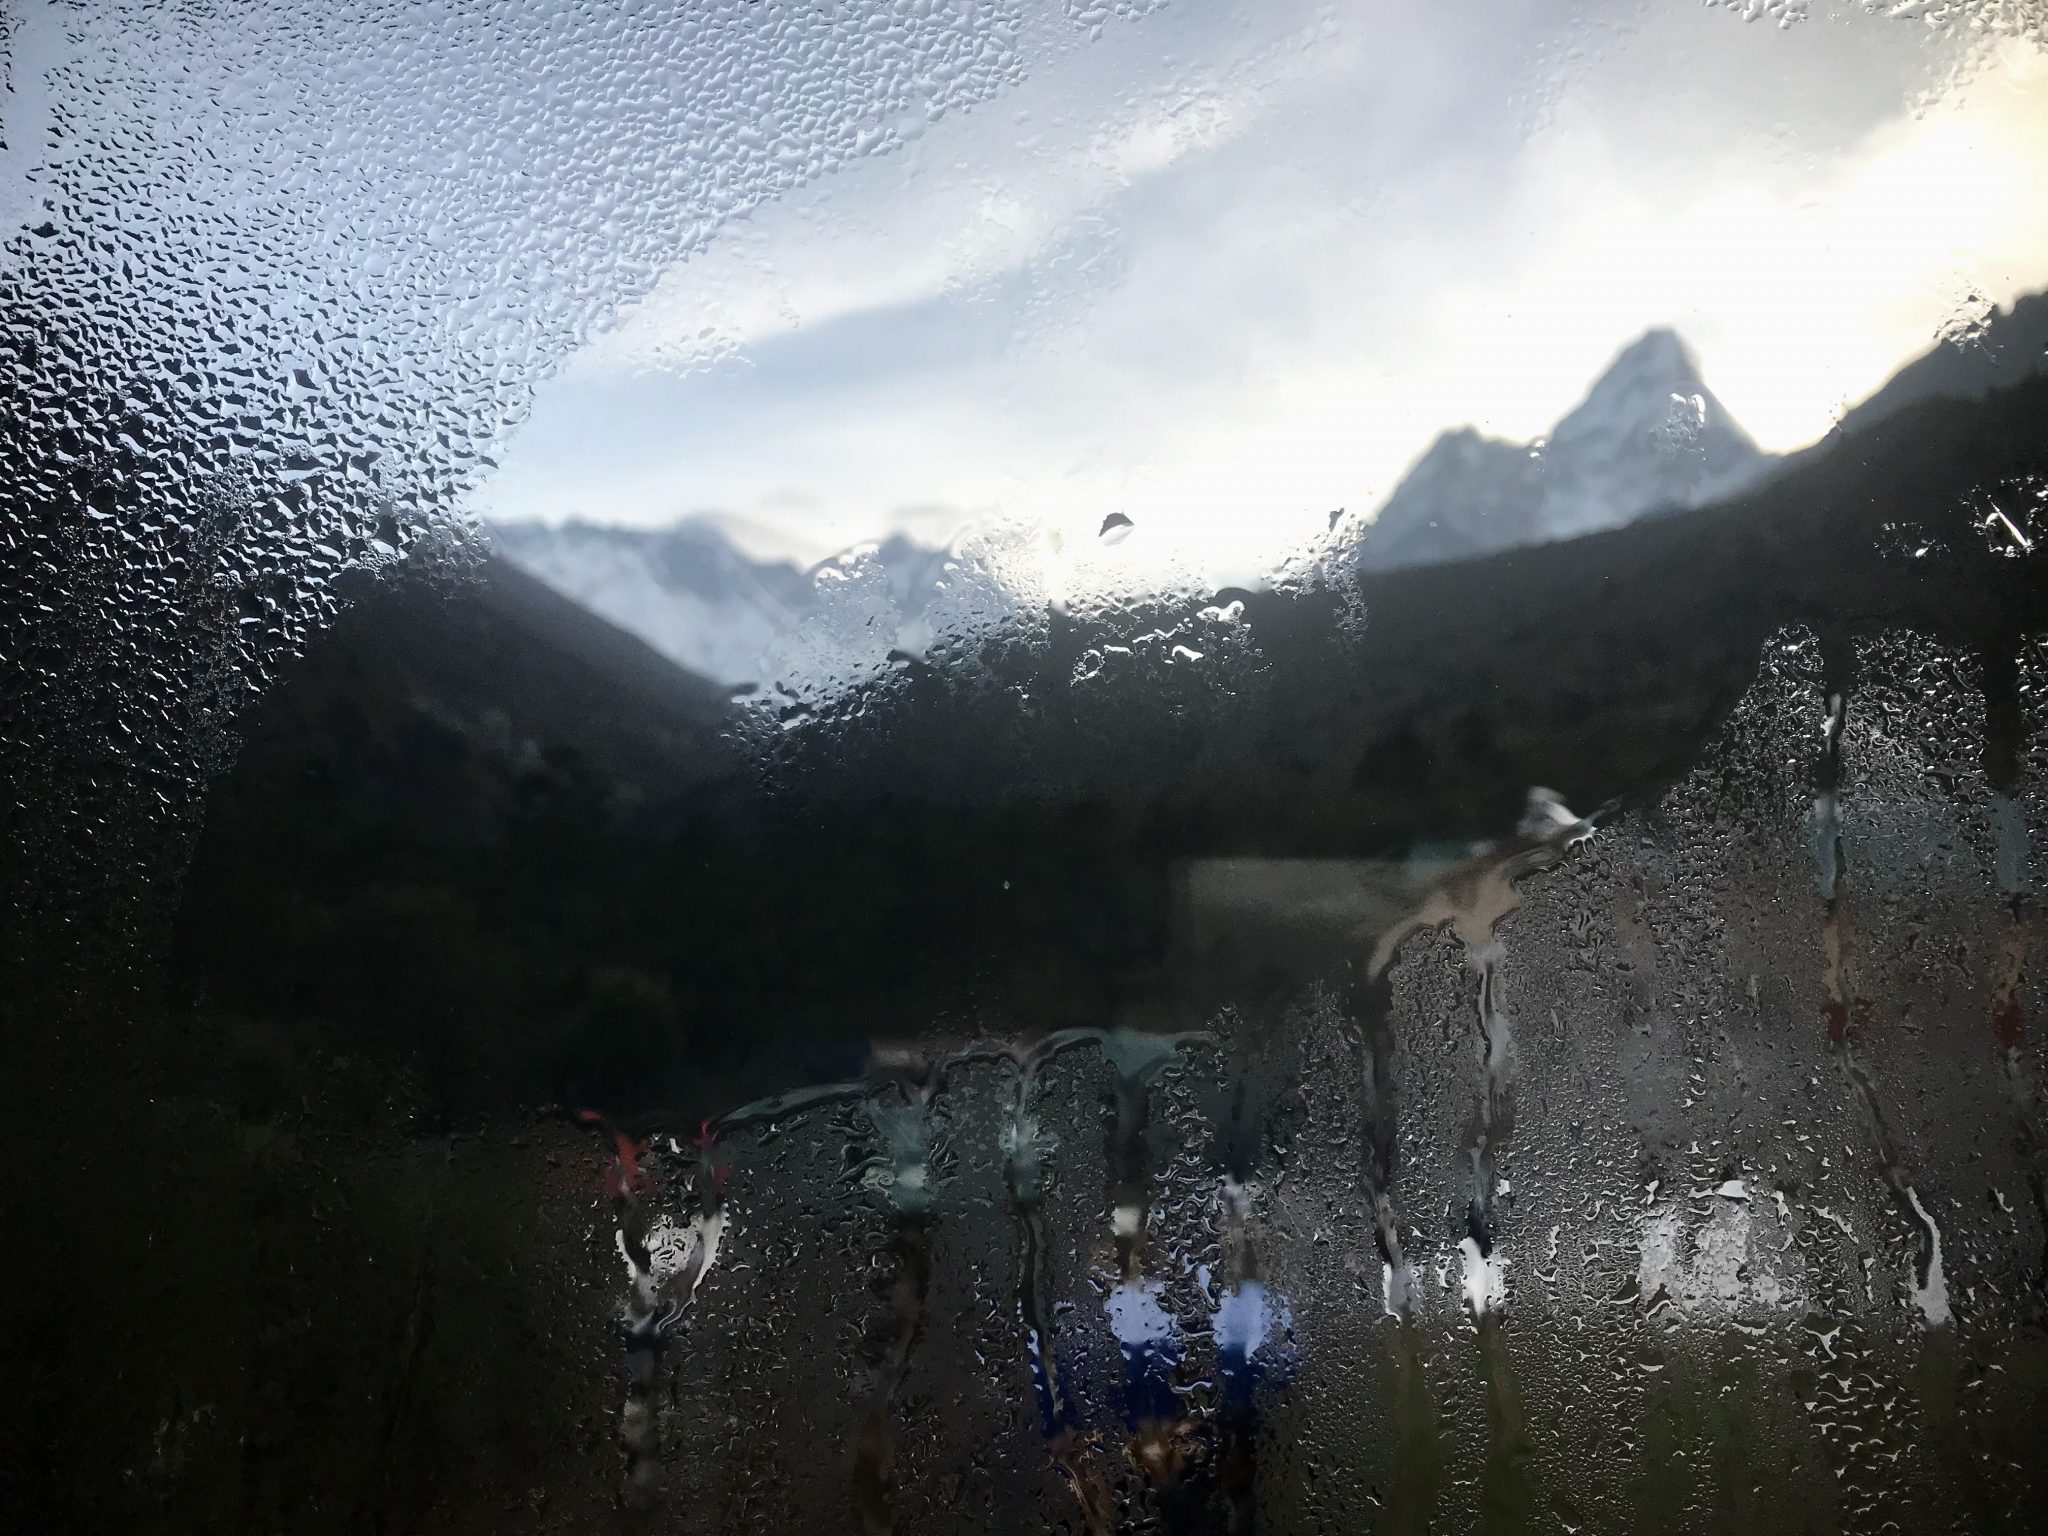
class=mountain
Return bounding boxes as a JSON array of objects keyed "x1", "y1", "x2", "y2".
[
  {"x1": 489, "y1": 518, "x2": 812, "y2": 687},
  {"x1": 227, "y1": 552, "x2": 735, "y2": 839},
  {"x1": 122, "y1": 321, "x2": 2048, "y2": 1147},
  {"x1": 1359, "y1": 327, "x2": 1768, "y2": 570},
  {"x1": 490, "y1": 518, "x2": 949, "y2": 688},
  {"x1": 492, "y1": 304, "x2": 2047, "y2": 673},
  {"x1": 1352, "y1": 428, "x2": 1549, "y2": 570}
]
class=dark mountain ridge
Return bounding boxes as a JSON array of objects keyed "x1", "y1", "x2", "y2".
[{"x1": 167, "y1": 310, "x2": 2048, "y2": 1125}]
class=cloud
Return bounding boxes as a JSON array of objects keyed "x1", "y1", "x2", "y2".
[{"x1": 566, "y1": 0, "x2": 1304, "y2": 381}]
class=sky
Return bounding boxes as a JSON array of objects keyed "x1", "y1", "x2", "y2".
[{"x1": 471, "y1": 0, "x2": 2048, "y2": 579}]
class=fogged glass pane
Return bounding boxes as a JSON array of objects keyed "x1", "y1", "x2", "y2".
[{"x1": 3, "y1": 2, "x2": 2046, "y2": 1533}]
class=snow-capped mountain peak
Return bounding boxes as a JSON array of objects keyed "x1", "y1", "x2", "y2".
[
  {"x1": 1537, "y1": 326, "x2": 1763, "y2": 540},
  {"x1": 1360, "y1": 327, "x2": 1769, "y2": 570},
  {"x1": 489, "y1": 518, "x2": 814, "y2": 687},
  {"x1": 489, "y1": 518, "x2": 951, "y2": 689}
]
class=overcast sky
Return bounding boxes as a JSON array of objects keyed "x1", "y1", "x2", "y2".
[{"x1": 472, "y1": 0, "x2": 2048, "y2": 579}]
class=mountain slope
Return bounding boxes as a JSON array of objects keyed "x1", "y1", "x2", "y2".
[
  {"x1": 1835, "y1": 290, "x2": 2048, "y2": 438},
  {"x1": 230, "y1": 553, "x2": 734, "y2": 838}
]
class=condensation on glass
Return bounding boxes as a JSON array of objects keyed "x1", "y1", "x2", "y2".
[{"x1": 3, "y1": 3, "x2": 2045, "y2": 1534}]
